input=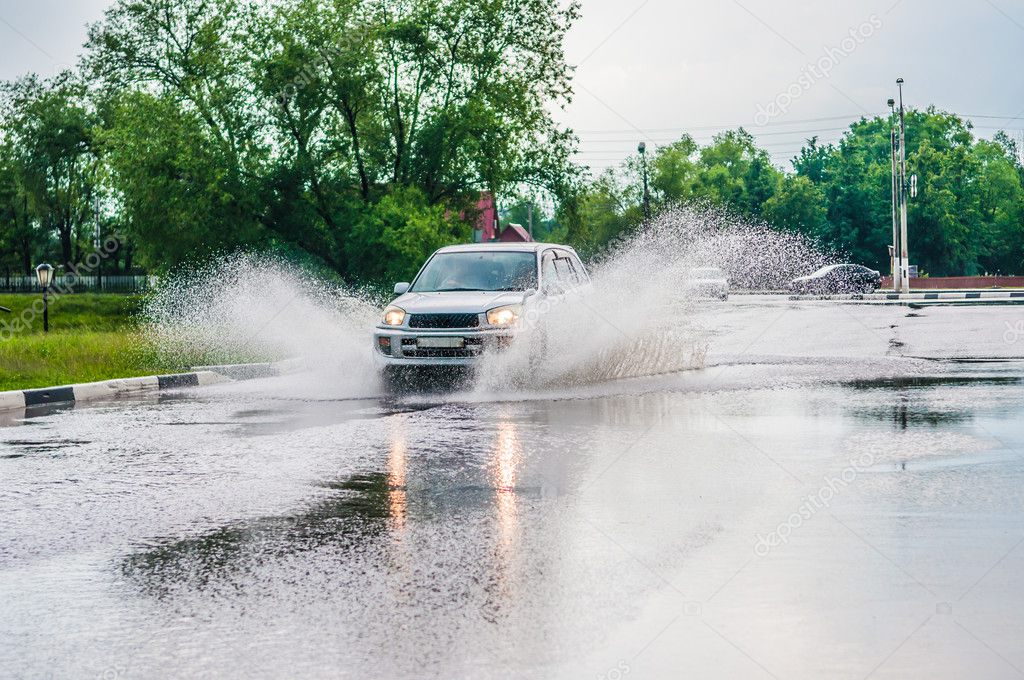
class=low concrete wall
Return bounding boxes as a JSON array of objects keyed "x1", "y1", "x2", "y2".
[{"x1": 880, "y1": 276, "x2": 1024, "y2": 289}]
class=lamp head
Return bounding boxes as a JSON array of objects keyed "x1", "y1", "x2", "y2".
[{"x1": 35, "y1": 263, "x2": 54, "y2": 289}]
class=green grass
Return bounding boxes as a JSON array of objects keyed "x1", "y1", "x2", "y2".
[
  {"x1": 0, "y1": 293, "x2": 146, "y2": 333},
  {"x1": 0, "y1": 293, "x2": 193, "y2": 392}
]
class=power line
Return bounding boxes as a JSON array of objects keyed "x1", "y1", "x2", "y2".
[
  {"x1": 576, "y1": 126, "x2": 850, "y2": 143},
  {"x1": 571, "y1": 113, "x2": 1024, "y2": 138},
  {"x1": 573, "y1": 113, "x2": 865, "y2": 134}
]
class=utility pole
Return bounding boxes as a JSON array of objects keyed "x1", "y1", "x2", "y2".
[
  {"x1": 94, "y1": 191, "x2": 102, "y2": 291},
  {"x1": 888, "y1": 98, "x2": 899, "y2": 291},
  {"x1": 527, "y1": 202, "x2": 534, "y2": 239},
  {"x1": 638, "y1": 142, "x2": 651, "y2": 219},
  {"x1": 897, "y1": 78, "x2": 910, "y2": 294}
]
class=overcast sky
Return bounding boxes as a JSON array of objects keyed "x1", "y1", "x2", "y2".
[{"x1": 2, "y1": 0, "x2": 1023, "y2": 171}]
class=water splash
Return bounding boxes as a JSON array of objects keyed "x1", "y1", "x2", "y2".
[
  {"x1": 143, "y1": 253, "x2": 382, "y2": 393},
  {"x1": 475, "y1": 206, "x2": 829, "y2": 390},
  {"x1": 143, "y1": 207, "x2": 830, "y2": 396}
]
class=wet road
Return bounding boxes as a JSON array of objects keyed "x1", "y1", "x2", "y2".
[{"x1": 2, "y1": 299, "x2": 1024, "y2": 679}]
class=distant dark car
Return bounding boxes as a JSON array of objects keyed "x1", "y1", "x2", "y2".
[{"x1": 790, "y1": 264, "x2": 881, "y2": 295}]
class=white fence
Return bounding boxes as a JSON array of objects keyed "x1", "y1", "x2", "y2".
[{"x1": 0, "y1": 275, "x2": 157, "y2": 294}]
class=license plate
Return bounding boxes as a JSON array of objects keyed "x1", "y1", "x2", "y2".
[{"x1": 417, "y1": 337, "x2": 465, "y2": 349}]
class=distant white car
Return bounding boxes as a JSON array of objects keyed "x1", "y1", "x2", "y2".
[
  {"x1": 685, "y1": 267, "x2": 729, "y2": 301},
  {"x1": 373, "y1": 243, "x2": 589, "y2": 373}
]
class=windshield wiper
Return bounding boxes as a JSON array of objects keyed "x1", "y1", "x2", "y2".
[{"x1": 434, "y1": 287, "x2": 485, "y2": 292}]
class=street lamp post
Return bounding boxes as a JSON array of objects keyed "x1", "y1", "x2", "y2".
[
  {"x1": 888, "y1": 97, "x2": 899, "y2": 291},
  {"x1": 638, "y1": 141, "x2": 651, "y2": 219},
  {"x1": 896, "y1": 77, "x2": 910, "y2": 294},
  {"x1": 35, "y1": 263, "x2": 54, "y2": 333}
]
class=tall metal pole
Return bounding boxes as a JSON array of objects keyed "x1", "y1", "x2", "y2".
[
  {"x1": 888, "y1": 99, "x2": 899, "y2": 291},
  {"x1": 94, "y1": 192, "x2": 102, "y2": 292},
  {"x1": 43, "y1": 287, "x2": 49, "y2": 333},
  {"x1": 638, "y1": 142, "x2": 651, "y2": 219},
  {"x1": 897, "y1": 78, "x2": 910, "y2": 294}
]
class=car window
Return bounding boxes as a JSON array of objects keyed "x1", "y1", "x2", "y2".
[
  {"x1": 411, "y1": 251, "x2": 537, "y2": 292},
  {"x1": 554, "y1": 249, "x2": 584, "y2": 288},
  {"x1": 541, "y1": 251, "x2": 559, "y2": 291},
  {"x1": 570, "y1": 253, "x2": 589, "y2": 283}
]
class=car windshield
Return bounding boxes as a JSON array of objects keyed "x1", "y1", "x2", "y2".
[
  {"x1": 811, "y1": 265, "x2": 841, "y2": 276},
  {"x1": 411, "y1": 251, "x2": 537, "y2": 292}
]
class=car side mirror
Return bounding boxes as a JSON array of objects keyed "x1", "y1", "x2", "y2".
[{"x1": 394, "y1": 282, "x2": 410, "y2": 295}]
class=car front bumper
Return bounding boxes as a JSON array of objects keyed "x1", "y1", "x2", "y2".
[{"x1": 373, "y1": 327, "x2": 515, "y2": 368}]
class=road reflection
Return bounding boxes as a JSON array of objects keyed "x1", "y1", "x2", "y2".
[
  {"x1": 387, "y1": 418, "x2": 408, "y2": 531},
  {"x1": 120, "y1": 407, "x2": 532, "y2": 605},
  {"x1": 493, "y1": 419, "x2": 521, "y2": 553}
]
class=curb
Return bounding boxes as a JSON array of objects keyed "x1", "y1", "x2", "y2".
[
  {"x1": 790, "y1": 291, "x2": 1024, "y2": 302},
  {"x1": 0, "y1": 371, "x2": 231, "y2": 413},
  {"x1": 191, "y1": 357, "x2": 304, "y2": 380}
]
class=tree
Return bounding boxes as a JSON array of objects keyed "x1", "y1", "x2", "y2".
[
  {"x1": 0, "y1": 143, "x2": 38, "y2": 275},
  {"x1": 97, "y1": 91, "x2": 267, "y2": 269},
  {"x1": 691, "y1": 129, "x2": 782, "y2": 217},
  {"x1": 345, "y1": 186, "x2": 468, "y2": 282},
  {"x1": 762, "y1": 175, "x2": 828, "y2": 238},
  {"x1": 975, "y1": 136, "x2": 1024, "y2": 274},
  {"x1": 650, "y1": 135, "x2": 699, "y2": 203},
  {"x1": 1, "y1": 72, "x2": 98, "y2": 272},
  {"x1": 85, "y1": 0, "x2": 582, "y2": 278}
]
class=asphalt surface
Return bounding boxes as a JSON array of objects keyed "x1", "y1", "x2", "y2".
[{"x1": 2, "y1": 298, "x2": 1024, "y2": 679}]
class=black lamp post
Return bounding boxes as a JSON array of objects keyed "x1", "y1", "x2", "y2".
[
  {"x1": 638, "y1": 141, "x2": 651, "y2": 219},
  {"x1": 35, "y1": 263, "x2": 54, "y2": 333}
]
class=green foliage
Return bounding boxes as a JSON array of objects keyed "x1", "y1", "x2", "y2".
[
  {"x1": 566, "y1": 110, "x2": 1023, "y2": 276},
  {"x1": 2, "y1": 0, "x2": 1022, "y2": 283},
  {"x1": 78, "y1": 0, "x2": 581, "y2": 279},
  {"x1": 98, "y1": 91, "x2": 267, "y2": 270},
  {"x1": 762, "y1": 176, "x2": 828, "y2": 238},
  {"x1": 1, "y1": 73, "x2": 98, "y2": 272},
  {"x1": 691, "y1": 130, "x2": 782, "y2": 216},
  {"x1": 346, "y1": 187, "x2": 470, "y2": 283}
]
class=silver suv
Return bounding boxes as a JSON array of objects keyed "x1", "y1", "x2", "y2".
[{"x1": 374, "y1": 243, "x2": 589, "y2": 369}]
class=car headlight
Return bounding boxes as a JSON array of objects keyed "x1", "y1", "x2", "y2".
[
  {"x1": 486, "y1": 304, "x2": 522, "y2": 327},
  {"x1": 382, "y1": 306, "x2": 406, "y2": 326}
]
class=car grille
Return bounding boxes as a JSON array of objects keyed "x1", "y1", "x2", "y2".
[
  {"x1": 408, "y1": 313, "x2": 479, "y2": 329},
  {"x1": 401, "y1": 338, "x2": 483, "y2": 359}
]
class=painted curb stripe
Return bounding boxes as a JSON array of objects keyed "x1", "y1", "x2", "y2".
[
  {"x1": 1, "y1": 372, "x2": 217, "y2": 413},
  {"x1": 790, "y1": 292, "x2": 1024, "y2": 302},
  {"x1": 157, "y1": 373, "x2": 201, "y2": 389},
  {"x1": 23, "y1": 386, "x2": 76, "y2": 407}
]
